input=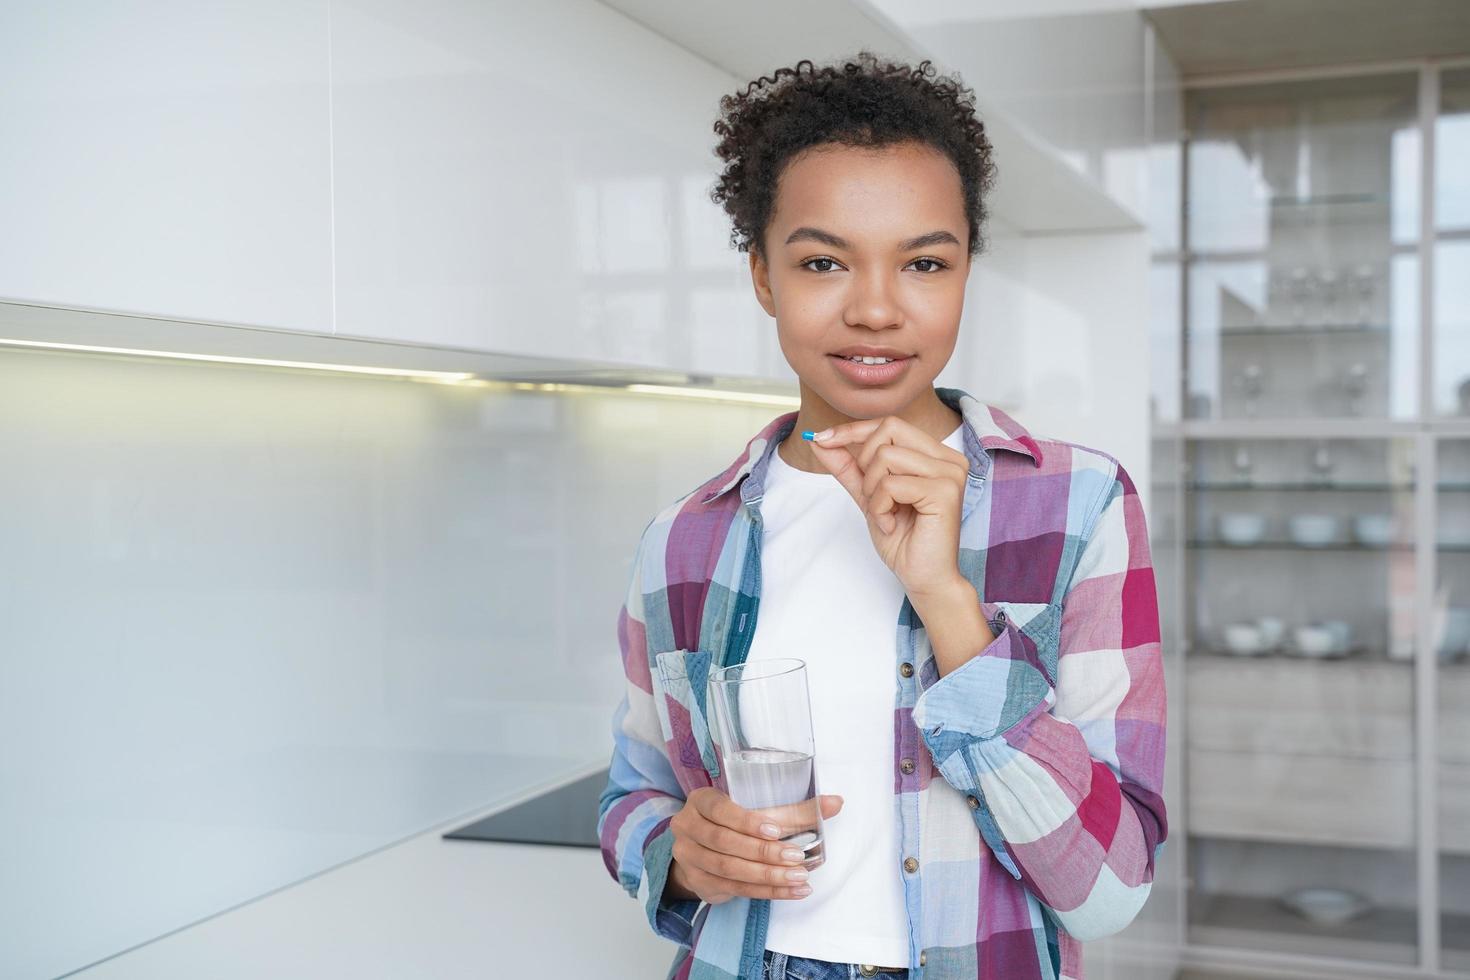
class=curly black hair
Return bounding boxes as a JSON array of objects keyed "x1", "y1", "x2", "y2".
[{"x1": 710, "y1": 49, "x2": 997, "y2": 262}]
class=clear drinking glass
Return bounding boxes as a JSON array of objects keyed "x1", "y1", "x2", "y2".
[{"x1": 707, "y1": 657, "x2": 826, "y2": 871}]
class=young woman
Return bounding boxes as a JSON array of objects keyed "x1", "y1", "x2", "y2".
[{"x1": 598, "y1": 51, "x2": 1168, "y2": 980}]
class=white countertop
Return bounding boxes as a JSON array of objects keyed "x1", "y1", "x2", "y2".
[{"x1": 69, "y1": 761, "x2": 679, "y2": 980}]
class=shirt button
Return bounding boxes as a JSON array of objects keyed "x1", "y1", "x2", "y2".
[
  {"x1": 899, "y1": 661, "x2": 914, "y2": 678},
  {"x1": 920, "y1": 951, "x2": 927, "y2": 966},
  {"x1": 900, "y1": 758, "x2": 915, "y2": 774},
  {"x1": 903, "y1": 856, "x2": 919, "y2": 873},
  {"x1": 967, "y1": 794, "x2": 980, "y2": 809}
]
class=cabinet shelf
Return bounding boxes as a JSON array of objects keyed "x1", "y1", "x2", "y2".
[
  {"x1": 1188, "y1": 538, "x2": 1424, "y2": 551},
  {"x1": 1191, "y1": 482, "x2": 1470, "y2": 493},
  {"x1": 1190, "y1": 889, "x2": 1470, "y2": 968},
  {"x1": 1267, "y1": 191, "x2": 1390, "y2": 208},
  {"x1": 1206, "y1": 324, "x2": 1392, "y2": 338},
  {"x1": 1188, "y1": 891, "x2": 1417, "y2": 965},
  {"x1": 1189, "y1": 647, "x2": 1405, "y2": 664},
  {"x1": 1188, "y1": 481, "x2": 1422, "y2": 492},
  {"x1": 1189, "y1": 539, "x2": 1470, "y2": 552}
]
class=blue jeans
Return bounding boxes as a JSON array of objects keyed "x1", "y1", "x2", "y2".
[{"x1": 761, "y1": 948, "x2": 911, "y2": 980}]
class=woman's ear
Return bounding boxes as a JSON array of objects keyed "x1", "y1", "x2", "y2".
[{"x1": 749, "y1": 248, "x2": 776, "y2": 317}]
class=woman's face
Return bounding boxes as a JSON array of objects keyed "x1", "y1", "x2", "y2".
[{"x1": 750, "y1": 140, "x2": 971, "y2": 422}]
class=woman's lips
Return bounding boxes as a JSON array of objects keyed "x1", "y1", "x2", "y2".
[{"x1": 828, "y1": 354, "x2": 913, "y2": 385}]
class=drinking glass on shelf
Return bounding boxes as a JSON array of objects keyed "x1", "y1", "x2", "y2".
[
  {"x1": 1351, "y1": 264, "x2": 1376, "y2": 325},
  {"x1": 1319, "y1": 267, "x2": 1341, "y2": 325},
  {"x1": 1231, "y1": 444, "x2": 1254, "y2": 485},
  {"x1": 707, "y1": 657, "x2": 827, "y2": 871},
  {"x1": 1289, "y1": 267, "x2": 1311, "y2": 325},
  {"x1": 1309, "y1": 441, "x2": 1336, "y2": 486},
  {"x1": 1236, "y1": 363, "x2": 1265, "y2": 418},
  {"x1": 1267, "y1": 270, "x2": 1286, "y2": 326},
  {"x1": 1342, "y1": 362, "x2": 1369, "y2": 416}
]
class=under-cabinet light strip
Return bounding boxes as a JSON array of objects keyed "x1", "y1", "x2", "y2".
[
  {"x1": 466, "y1": 380, "x2": 798, "y2": 407},
  {"x1": 0, "y1": 337, "x2": 801, "y2": 406},
  {"x1": 0, "y1": 337, "x2": 476, "y2": 381},
  {"x1": 623, "y1": 383, "x2": 799, "y2": 407}
]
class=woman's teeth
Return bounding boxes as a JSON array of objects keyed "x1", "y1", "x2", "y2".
[{"x1": 844, "y1": 355, "x2": 896, "y2": 364}]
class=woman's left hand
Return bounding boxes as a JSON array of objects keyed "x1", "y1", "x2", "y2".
[{"x1": 807, "y1": 415, "x2": 969, "y2": 599}]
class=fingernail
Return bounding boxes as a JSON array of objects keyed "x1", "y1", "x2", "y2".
[
  {"x1": 793, "y1": 884, "x2": 812, "y2": 896},
  {"x1": 785, "y1": 868, "x2": 809, "y2": 881},
  {"x1": 760, "y1": 822, "x2": 781, "y2": 838},
  {"x1": 782, "y1": 848, "x2": 804, "y2": 861},
  {"x1": 812, "y1": 428, "x2": 833, "y2": 441}
]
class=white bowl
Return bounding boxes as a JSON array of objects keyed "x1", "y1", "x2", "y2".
[
  {"x1": 1280, "y1": 887, "x2": 1372, "y2": 925},
  {"x1": 1255, "y1": 616, "x2": 1285, "y2": 649},
  {"x1": 1223, "y1": 623, "x2": 1267, "y2": 655},
  {"x1": 1290, "y1": 514, "x2": 1340, "y2": 547},
  {"x1": 1437, "y1": 608, "x2": 1470, "y2": 657},
  {"x1": 1218, "y1": 512, "x2": 1268, "y2": 545},
  {"x1": 1318, "y1": 619, "x2": 1353, "y2": 652},
  {"x1": 1292, "y1": 624, "x2": 1340, "y2": 657},
  {"x1": 1353, "y1": 514, "x2": 1395, "y2": 546}
]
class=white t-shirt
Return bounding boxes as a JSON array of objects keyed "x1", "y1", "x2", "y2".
[{"x1": 747, "y1": 422, "x2": 964, "y2": 966}]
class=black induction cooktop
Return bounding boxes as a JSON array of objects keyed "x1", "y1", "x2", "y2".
[{"x1": 443, "y1": 768, "x2": 607, "y2": 848}]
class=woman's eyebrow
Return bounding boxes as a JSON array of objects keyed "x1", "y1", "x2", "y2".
[{"x1": 784, "y1": 226, "x2": 961, "y2": 251}]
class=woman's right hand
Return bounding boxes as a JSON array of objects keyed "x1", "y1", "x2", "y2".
[{"x1": 666, "y1": 786, "x2": 844, "y2": 904}]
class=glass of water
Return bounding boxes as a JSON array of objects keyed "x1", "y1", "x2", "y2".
[{"x1": 707, "y1": 657, "x2": 826, "y2": 871}]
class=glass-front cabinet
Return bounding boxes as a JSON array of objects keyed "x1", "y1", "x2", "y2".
[
  {"x1": 1184, "y1": 71, "x2": 1422, "y2": 422},
  {"x1": 1184, "y1": 436, "x2": 1423, "y2": 964},
  {"x1": 1441, "y1": 438, "x2": 1470, "y2": 972},
  {"x1": 1437, "y1": 68, "x2": 1470, "y2": 419},
  {"x1": 1168, "y1": 60, "x2": 1470, "y2": 976}
]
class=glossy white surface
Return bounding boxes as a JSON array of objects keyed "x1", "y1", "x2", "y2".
[
  {"x1": 0, "y1": 1, "x2": 334, "y2": 333},
  {"x1": 604, "y1": 0, "x2": 1146, "y2": 237},
  {"x1": 868, "y1": 0, "x2": 1159, "y2": 224},
  {"x1": 0, "y1": 345, "x2": 780, "y2": 978},
  {"x1": 330, "y1": 0, "x2": 777, "y2": 375}
]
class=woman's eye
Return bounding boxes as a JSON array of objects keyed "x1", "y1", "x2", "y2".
[{"x1": 799, "y1": 257, "x2": 949, "y2": 274}]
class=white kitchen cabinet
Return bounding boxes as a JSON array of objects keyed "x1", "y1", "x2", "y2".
[
  {"x1": 0, "y1": 0, "x2": 334, "y2": 334},
  {"x1": 868, "y1": 0, "x2": 1159, "y2": 228},
  {"x1": 328, "y1": 0, "x2": 767, "y2": 376}
]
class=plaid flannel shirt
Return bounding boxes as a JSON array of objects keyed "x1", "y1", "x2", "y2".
[{"x1": 597, "y1": 386, "x2": 1168, "y2": 980}]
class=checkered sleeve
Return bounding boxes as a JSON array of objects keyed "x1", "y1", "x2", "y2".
[
  {"x1": 596, "y1": 531, "x2": 701, "y2": 945},
  {"x1": 912, "y1": 460, "x2": 1168, "y2": 941}
]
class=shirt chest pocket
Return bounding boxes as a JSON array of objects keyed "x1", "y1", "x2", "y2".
[
  {"x1": 985, "y1": 599, "x2": 1063, "y2": 683},
  {"x1": 651, "y1": 648, "x2": 722, "y2": 783}
]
